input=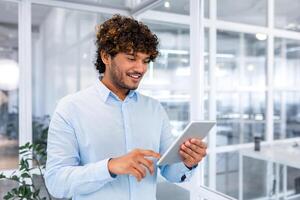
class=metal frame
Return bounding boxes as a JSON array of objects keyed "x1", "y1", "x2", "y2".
[
  {"x1": 189, "y1": 1, "x2": 205, "y2": 199},
  {"x1": 207, "y1": 0, "x2": 217, "y2": 190},
  {"x1": 31, "y1": 0, "x2": 129, "y2": 15},
  {"x1": 18, "y1": 0, "x2": 32, "y2": 152}
]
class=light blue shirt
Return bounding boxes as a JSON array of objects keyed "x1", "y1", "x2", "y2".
[{"x1": 45, "y1": 80, "x2": 195, "y2": 200}]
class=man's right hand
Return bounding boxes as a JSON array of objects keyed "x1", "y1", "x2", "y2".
[{"x1": 108, "y1": 149, "x2": 161, "y2": 182}]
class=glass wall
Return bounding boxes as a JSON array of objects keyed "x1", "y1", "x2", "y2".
[
  {"x1": 0, "y1": 1, "x2": 19, "y2": 197},
  {"x1": 216, "y1": 30, "x2": 267, "y2": 146},
  {"x1": 210, "y1": 0, "x2": 300, "y2": 199},
  {"x1": 275, "y1": 0, "x2": 300, "y2": 32},
  {"x1": 140, "y1": 21, "x2": 190, "y2": 136},
  {"x1": 31, "y1": 5, "x2": 108, "y2": 144},
  {"x1": 0, "y1": 1, "x2": 19, "y2": 171},
  {"x1": 217, "y1": 0, "x2": 267, "y2": 26},
  {"x1": 274, "y1": 38, "x2": 300, "y2": 140}
]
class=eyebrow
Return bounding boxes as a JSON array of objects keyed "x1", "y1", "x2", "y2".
[{"x1": 125, "y1": 53, "x2": 150, "y2": 60}]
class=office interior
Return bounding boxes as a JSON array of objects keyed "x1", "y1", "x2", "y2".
[{"x1": 0, "y1": 0, "x2": 300, "y2": 199}]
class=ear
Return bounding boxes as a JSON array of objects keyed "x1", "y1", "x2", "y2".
[{"x1": 100, "y1": 51, "x2": 111, "y2": 66}]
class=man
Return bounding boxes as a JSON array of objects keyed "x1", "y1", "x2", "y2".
[{"x1": 45, "y1": 15, "x2": 207, "y2": 200}]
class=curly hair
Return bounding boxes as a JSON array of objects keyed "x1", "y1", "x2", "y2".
[{"x1": 95, "y1": 14, "x2": 159, "y2": 74}]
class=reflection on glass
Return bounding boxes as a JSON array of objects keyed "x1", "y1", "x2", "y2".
[
  {"x1": 217, "y1": 92, "x2": 266, "y2": 145},
  {"x1": 242, "y1": 156, "x2": 267, "y2": 199},
  {"x1": 217, "y1": 92, "x2": 239, "y2": 120},
  {"x1": 274, "y1": 92, "x2": 300, "y2": 140},
  {"x1": 217, "y1": 122, "x2": 240, "y2": 146},
  {"x1": 217, "y1": 0, "x2": 267, "y2": 26},
  {"x1": 32, "y1": 5, "x2": 105, "y2": 142},
  {"x1": 242, "y1": 92, "x2": 265, "y2": 121},
  {"x1": 274, "y1": 38, "x2": 300, "y2": 88},
  {"x1": 275, "y1": 0, "x2": 300, "y2": 32},
  {"x1": 243, "y1": 122, "x2": 265, "y2": 143},
  {"x1": 216, "y1": 152, "x2": 239, "y2": 198},
  {"x1": 217, "y1": 30, "x2": 266, "y2": 89},
  {"x1": 217, "y1": 92, "x2": 240, "y2": 145},
  {"x1": 217, "y1": 152, "x2": 268, "y2": 199},
  {"x1": 287, "y1": 167, "x2": 300, "y2": 196},
  {"x1": 0, "y1": 1, "x2": 19, "y2": 170}
]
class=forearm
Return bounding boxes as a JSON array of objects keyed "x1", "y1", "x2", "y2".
[{"x1": 45, "y1": 158, "x2": 115, "y2": 198}]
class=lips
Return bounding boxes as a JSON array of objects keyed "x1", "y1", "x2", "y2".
[{"x1": 128, "y1": 73, "x2": 142, "y2": 80}]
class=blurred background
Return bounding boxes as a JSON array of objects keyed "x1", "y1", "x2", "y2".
[{"x1": 0, "y1": 0, "x2": 300, "y2": 199}]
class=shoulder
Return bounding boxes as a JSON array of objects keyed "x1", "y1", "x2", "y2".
[{"x1": 55, "y1": 85, "x2": 95, "y2": 113}]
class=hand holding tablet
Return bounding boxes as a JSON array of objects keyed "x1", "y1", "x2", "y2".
[{"x1": 157, "y1": 121, "x2": 215, "y2": 166}]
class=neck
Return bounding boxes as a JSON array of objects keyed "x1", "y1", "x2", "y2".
[{"x1": 100, "y1": 76, "x2": 128, "y2": 101}]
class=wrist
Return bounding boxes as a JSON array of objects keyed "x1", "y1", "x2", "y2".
[
  {"x1": 108, "y1": 158, "x2": 117, "y2": 178},
  {"x1": 184, "y1": 163, "x2": 198, "y2": 170}
]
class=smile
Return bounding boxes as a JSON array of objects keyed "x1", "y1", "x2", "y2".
[{"x1": 128, "y1": 74, "x2": 142, "y2": 79}]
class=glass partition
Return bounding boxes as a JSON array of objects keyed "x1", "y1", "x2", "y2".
[
  {"x1": 0, "y1": 1, "x2": 19, "y2": 170},
  {"x1": 217, "y1": 0, "x2": 267, "y2": 26},
  {"x1": 140, "y1": 21, "x2": 190, "y2": 136},
  {"x1": 32, "y1": 4, "x2": 107, "y2": 143},
  {"x1": 275, "y1": 0, "x2": 300, "y2": 32}
]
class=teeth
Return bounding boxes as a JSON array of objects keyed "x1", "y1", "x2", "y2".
[{"x1": 129, "y1": 74, "x2": 140, "y2": 78}]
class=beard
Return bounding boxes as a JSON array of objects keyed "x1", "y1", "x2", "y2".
[{"x1": 109, "y1": 61, "x2": 141, "y2": 91}]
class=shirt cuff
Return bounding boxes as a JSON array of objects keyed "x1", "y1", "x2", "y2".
[
  {"x1": 93, "y1": 158, "x2": 116, "y2": 182},
  {"x1": 108, "y1": 158, "x2": 117, "y2": 178},
  {"x1": 178, "y1": 162, "x2": 197, "y2": 182},
  {"x1": 184, "y1": 163, "x2": 198, "y2": 170}
]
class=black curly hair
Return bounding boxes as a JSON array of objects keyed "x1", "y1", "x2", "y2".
[{"x1": 95, "y1": 14, "x2": 159, "y2": 74}]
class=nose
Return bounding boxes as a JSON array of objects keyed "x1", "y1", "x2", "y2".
[{"x1": 135, "y1": 60, "x2": 147, "y2": 74}]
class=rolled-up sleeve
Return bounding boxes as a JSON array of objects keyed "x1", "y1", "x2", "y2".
[{"x1": 45, "y1": 100, "x2": 115, "y2": 199}]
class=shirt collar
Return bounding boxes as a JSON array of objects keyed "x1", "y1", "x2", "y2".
[{"x1": 95, "y1": 79, "x2": 138, "y2": 103}]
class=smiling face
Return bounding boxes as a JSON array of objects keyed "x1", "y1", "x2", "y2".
[{"x1": 101, "y1": 51, "x2": 150, "y2": 100}]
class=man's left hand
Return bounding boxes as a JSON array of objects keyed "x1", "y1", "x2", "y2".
[{"x1": 179, "y1": 138, "x2": 207, "y2": 168}]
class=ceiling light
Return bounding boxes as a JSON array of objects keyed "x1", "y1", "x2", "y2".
[
  {"x1": 164, "y1": 1, "x2": 170, "y2": 8},
  {"x1": 247, "y1": 64, "x2": 255, "y2": 71},
  {"x1": 255, "y1": 33, "x2": 267, "y2": 41}
]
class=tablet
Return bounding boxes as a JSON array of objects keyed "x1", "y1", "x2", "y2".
[{"x1": 157, "y1": 121, "x2": 215, "y2": 166}]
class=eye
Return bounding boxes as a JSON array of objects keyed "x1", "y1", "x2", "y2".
[
  {"x1": 144, "y1": 59, "x2": 151, "y2": 64},
  {"x1": 127, "y1": 56, "x2": 135, "y2": 61}
]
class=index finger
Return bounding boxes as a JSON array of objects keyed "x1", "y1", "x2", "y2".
[
  {"x1": 139, "y1": 149, "x2": 161, "y2": 159},
  {"x1": 190, "y1": 138, "x2": 207, "y2": 148}
]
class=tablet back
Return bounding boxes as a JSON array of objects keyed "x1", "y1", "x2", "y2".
[{"x1": 157, "y1": 121, "x2": 215, "y2": 166}]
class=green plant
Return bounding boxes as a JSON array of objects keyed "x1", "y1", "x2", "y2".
[
  {"x1": 0, "y1": 142, "x2": 52, "y2": 200},
  {"x1": 0, "y1": 116, "x2": 51, "y2": 200}
]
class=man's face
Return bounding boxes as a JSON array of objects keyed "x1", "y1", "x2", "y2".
[{"x1": 106, "y1": 52, "x2": 150, "y2": 91}]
